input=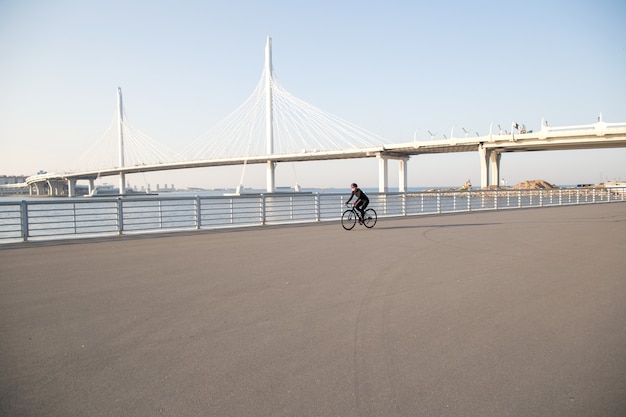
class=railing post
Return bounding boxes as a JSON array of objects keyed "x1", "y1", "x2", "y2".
[
  {"x1": 467, "y1": 191, "x2": 472, "y2": 212},
  {"x1": 260, "y1": 194, "x2": 266, "y2": 225},
  {"x1": 518, "y1": 190, "x2": 522, "y2": 208},
  {"x1": 559, "y1": 189, "x2": 562, "y2": 206},
  {"x1": 539, "y1": 190, "x2": 543, "y2": 207},
  {"x1": 494, "y1": 190, "x2": 498, "y2": 210},
  {"x1": 195, "y1": 196, "x2": 201, "y2": 229},
  {"x1": 73, "y1": 203, "x2": 78, "y2": 234},
  {"x1": 436, "y1": 192, "x2": 441, "y2": 214},
  {"x1": 402, "y1": 192, "x2": 407, "y2": 216},
  {"x1": 116, "y1": 198, "x2": 123, "y2": 235},
  {"x1": 20, "y1": 200, "x2": 29, "y2": 241},
  {"x1": 315, "y1": 193, "x2": 321, "y2": 221},
  {"x1": 158, "y1": 200, "x2": 164, "y2": 228}
]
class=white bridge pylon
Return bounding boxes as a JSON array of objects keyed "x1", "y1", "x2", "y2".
[
  {"x1": 182, "y1": 36, "x2": 396, "y2": 193},
  {"x1": 68, "y1": 37, "x2": 396, "y2": 194}
]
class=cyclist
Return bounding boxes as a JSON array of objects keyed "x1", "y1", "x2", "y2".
[{"x1": 346, "y1": 183, "x2": 369, "y2": 223}]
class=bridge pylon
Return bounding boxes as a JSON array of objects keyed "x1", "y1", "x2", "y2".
[
  {"x1": 265, "y1": 36, "x2": 276, "y2": 193},
  {"x1": 117, "y1": 87, "x2": 126, "y2": 195}
]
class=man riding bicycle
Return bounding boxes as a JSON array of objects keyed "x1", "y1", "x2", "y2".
[{"x1": 346, "y1": 183, "x2": 369, "y2": 223}]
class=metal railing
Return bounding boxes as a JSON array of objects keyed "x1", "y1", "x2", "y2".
[{"x1": 1, "y1": 187, "x2": 624, "y2": 243}]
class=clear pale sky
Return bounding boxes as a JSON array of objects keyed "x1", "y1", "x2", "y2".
[{"x1": 1, "y1": 0, "x2": 625, "y2": 190}]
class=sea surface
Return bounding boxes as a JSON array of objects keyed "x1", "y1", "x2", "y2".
[{"x1": 0, "y1": 187, "x2": 431, "y2": 202}]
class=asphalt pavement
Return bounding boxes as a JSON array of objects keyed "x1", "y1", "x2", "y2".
[{"x1": 1, "y1": 203, "x2": 625, "y2": 417}]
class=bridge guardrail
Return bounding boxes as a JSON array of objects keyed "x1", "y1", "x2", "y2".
[{"x1": 0, "y1": 187, "x2": 624, "y2": 243}]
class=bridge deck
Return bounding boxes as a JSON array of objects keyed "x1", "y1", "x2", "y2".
[
  {"x1": 25, "y1": 121, "x2": 626, "y2": 183},
  {"x1": 1, "y1": 204, "x2": 625, "y2": 416}
]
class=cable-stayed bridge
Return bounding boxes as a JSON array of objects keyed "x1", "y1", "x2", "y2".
[{"x1": 25, "y1": 37, "x2": 626, "y2": 196}]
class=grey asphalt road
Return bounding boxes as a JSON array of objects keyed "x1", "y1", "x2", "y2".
[{"x1": 1, "y1": 203, "x2": 625, "y2": 417}]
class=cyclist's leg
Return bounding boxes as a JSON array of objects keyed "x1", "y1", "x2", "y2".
[
  {"x1": 356, "y1": 202, "x2": 364, "y2": 220},
  {"x1": 360, "y1": 199, "x2": 369, "y2": 218}
]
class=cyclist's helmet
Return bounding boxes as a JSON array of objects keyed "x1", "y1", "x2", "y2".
[{"x1": 351, "y1": 183, "x2": 358, "y2": 188}]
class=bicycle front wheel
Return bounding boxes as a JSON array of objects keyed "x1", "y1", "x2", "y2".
[
  {"x1": 341, "y1": 209, "x2": 357, "y2": 230},
  {"x1": 363, "y1": 208, "x2": 377, "y2": 228}
]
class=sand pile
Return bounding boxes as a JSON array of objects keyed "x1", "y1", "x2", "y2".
[{"x1": 513, "y1": 179, "x2": 555, "y2": 189}]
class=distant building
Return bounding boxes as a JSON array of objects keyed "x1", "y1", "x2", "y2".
[
  {"x1": 0, "y1": 175, "x2": 29, "y2": 195},
  {"x1": 0, "y1": 175, "x2": 27, "y2": 185}
]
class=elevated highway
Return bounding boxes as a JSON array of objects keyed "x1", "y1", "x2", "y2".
[{"x1": 25, "y1": 117, "x2": 626, "y2": 196}]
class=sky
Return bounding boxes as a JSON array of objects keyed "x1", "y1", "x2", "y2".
[{"x1": 1, "y1": 0, "x2": 625, "y2": 190}]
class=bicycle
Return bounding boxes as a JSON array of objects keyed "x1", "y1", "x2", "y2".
[{"x1": 342, "y1": 204, "x2": 377, "y2": 230}]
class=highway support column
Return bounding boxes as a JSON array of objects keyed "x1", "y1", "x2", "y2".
[
  {"x1": 479, "y1": 144, "x2": 490, "y2": 188},
  {"x1": 266, "y1": 161, "x2": 276, "y2": 193},
  {"x1": 398, "y1": 157, "x2": 409, "y2": 192},
  {"x1": 68, "y1": 179, "x2": 76, "y2": 197},
  {"x1": 378, "y1": 154, "x2": 388, "y2": 192},
  {"x1": 490, "y1": 151, "x2": 501, "y2": 188}
]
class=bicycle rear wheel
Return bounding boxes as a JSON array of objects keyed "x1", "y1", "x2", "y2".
[
  {"x1": 341, "y1": 209, "x2": 357, "y2": 230},
  {"x1": 363, "y1": 208, "x2": 377, "y2": 228}
]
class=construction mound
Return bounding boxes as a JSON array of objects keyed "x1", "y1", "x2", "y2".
[{"x1": 512, "y1": 179, "x2": 555, "y2": 189}]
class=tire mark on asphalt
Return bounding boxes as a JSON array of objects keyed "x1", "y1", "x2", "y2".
[{"x1": 352, "y1": 265, "x2": 403, "y2": 416}]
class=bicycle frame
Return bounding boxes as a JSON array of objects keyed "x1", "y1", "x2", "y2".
[{"x1": 341, "y1": 206, "x2": 377, "y2": 230}]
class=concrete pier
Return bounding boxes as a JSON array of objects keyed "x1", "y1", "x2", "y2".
[{"x1": 1, "y1": 204, "x2": 625, "y2": 416}]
